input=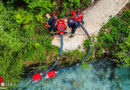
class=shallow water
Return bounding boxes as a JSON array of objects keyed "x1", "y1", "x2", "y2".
[{"x1": 13, "y1": 60, "x2": 130, "y2": 90}]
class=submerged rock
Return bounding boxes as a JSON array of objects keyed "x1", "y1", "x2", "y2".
[{"x1": 72, "y1": 81, "x2": 78, "y2": 88}]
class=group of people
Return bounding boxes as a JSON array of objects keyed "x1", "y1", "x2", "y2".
[{"x1": 47, "y1": 13, "x2": 79, "y2": 38}]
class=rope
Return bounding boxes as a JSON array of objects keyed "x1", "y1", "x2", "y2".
[{"x1": 50, "y1": 31, "x2": 87, "y2": 35}]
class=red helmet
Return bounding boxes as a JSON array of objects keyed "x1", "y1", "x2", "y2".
[{"x1": 52, "y1": 12, "x2": 56, "y2": 16}]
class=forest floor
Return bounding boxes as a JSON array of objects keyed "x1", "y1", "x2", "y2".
[{"x1": 51, "y1": 0, "x2": 128, "y2": 51}]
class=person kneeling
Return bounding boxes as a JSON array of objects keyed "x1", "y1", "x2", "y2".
[{"x1": 48, "y1": 13, "x2": 57, "y2": 36}]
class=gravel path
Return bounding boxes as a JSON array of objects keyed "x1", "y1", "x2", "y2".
[{"x1": 51, "y1": 0, "x2": 128, "y2": 51}]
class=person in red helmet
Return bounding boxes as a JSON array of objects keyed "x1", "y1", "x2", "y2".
[
  {"x1": 52, "y1": 12, "x2": 56, "y2": 16},
  {"x1": 48, "y1": 12, "x2": 58, "y2": 36}
]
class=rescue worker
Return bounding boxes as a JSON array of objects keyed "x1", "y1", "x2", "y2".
[
  {"x1": 48, "y1": 13, "x2": 57, "y2": 36},
  {"x1": 67, "y1": 17, "x2": 79, "y2": 38}
]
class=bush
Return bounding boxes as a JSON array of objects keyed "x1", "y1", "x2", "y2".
[
  {"x1": 95, "y1": 9, "x2": 130, "y2": 67},
  {"x1": 0, "y1": 30, "x2": 24, "y2": 83},
  {"x1": 116, "y1": 33, "x2": 130, "y2": 67},
  {"x1": 84, "y1": 39, "x2": 92, "y2": 49}
]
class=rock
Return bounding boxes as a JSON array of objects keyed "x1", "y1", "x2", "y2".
[
  {"x1": 73, "y1": 81, "x2": 78, "y2": 88},
  {"x1": 1, "y1": 82, "x2": 5, "y2": 87},
  {"x1": 105, "y1": 29, "x2": 107, "y2": 32},
  {"x1": 94, "y1": 37, "x2": 98, "y2": 43},
  {"x1": 91, "y1": 0, "x2": 95, "y2": 3}
]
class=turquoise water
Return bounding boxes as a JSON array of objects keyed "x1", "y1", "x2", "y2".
[{"x1": 13, "y1": 60, "x2": 130, "y2": 90}]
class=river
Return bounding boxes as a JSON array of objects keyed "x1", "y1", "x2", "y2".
[{"x1": 13, "y1": 60, "x2": 130, "y2": 90}]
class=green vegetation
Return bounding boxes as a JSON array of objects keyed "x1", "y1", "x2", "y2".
[
  {"x1": 94, "y1": 9, "x2": 130, "y2": 67},
  {"x1": 0, "y1": 0, "x2": 92, "y2": 84},
  {"x1": 0, "y1": 0, "x2": 129, "y2": 86}
]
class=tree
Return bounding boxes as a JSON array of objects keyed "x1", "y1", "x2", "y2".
[{"x1": 0, "y1": 30, "x2": 24, "y2": 83}]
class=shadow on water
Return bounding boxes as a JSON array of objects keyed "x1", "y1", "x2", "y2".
[
  {"x1": 91, "y1": 59, "x2": 116, "y2": 81},
  {"x1": 12, "y1": 59, "x2": 130, "y2": 90}
]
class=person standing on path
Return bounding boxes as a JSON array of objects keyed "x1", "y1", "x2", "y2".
[{"x1": 67, "y1": 17, "x2": 79, "y2": 38}]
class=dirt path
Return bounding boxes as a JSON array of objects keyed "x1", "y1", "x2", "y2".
[{"x1": 52, "y1": 0, "x2": 128, "y2": 51}]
